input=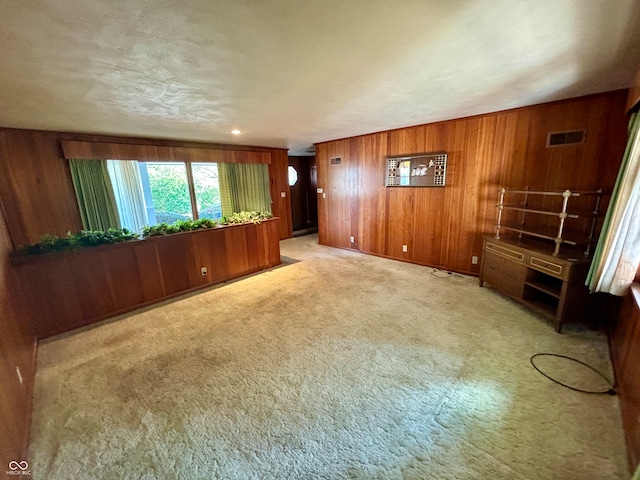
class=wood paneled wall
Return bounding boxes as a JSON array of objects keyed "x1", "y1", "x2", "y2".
[
  {"x1": 0, "y1": 207, "x2": 36, "y2": 470},
  {"x1": 0, "y1": 128, "x2": 293, "y2": 248},
  {"x1": 269, "y1": 149, "x2": 293, "y2": 239},
  {"x1": 15, "y1": 219, "x2": 281, "y2": 339},
  {"x1": 0, "y1": 129, "x2": 83, "y2": 250},
  {"x1": 612, "y1": 285, "x2": 640, "y2": 473},
  {"x1": 316, "y1": 90, "x2": 629, "y2": 274}
]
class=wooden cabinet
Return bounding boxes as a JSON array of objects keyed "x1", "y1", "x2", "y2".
[
  {"x1": 482, "y1": 248, "x2": 526, "y2": 298},
  {"x1": 481, "y1": 187, "x2": 610, "y2": 332},
  {"x1": 479, "y1": 236, "x2": 594, "y2": 332}
]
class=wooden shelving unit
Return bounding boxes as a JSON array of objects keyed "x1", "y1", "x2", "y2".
[
  {"x1": 480, "y1": 187, "x2": 609, "y2": 332},
  {"x1": 495, "y1": 188, "x2": 607, "y2": 256}
]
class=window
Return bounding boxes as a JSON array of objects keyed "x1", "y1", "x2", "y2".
[
  {"x1": 74, "y1": 158, "x2": 265, "y2": 232},
  {"x1": 108, "y1": 161, "x2": 222, "y2": 230},
  {"x1": 192, "y1": 163, "x2": 222, "y2": 220},
  {"x1": 140, "y1": 162, "x2": 192, "y2": 224},
  {"x1": 288, "y1": 165, "x2": 298, "y2": 186}
]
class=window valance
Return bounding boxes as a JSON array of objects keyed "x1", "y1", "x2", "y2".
[{"x1": 60, "y1": 141, "x2": 272, "y2": 164}]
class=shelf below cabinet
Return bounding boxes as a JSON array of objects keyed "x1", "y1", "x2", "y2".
[
  {"x1": 523, "y1": 281, "x2": 561, "y2": 299},
  {"x1": 479, "y1": 235, "x2": 595, "y2": 333},
  {"x1": 522, "y1": 286, "x2": 560, "y2": 317}
]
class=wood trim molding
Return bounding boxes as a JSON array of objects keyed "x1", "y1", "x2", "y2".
[{"x1": 60, "y1": 140, "x2": 272, "y2": 164}]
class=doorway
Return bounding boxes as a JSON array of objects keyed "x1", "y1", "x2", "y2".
[{"x1": 288, "y1": 156, "x2": 318, "y2": 236}]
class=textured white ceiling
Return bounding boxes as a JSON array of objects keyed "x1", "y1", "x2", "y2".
[{"x1": 1, "y1": 0, "x2": 639, "y2": 155}]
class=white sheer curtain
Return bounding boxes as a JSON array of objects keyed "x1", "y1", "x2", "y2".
[
  {"x1": 588, "y1": 114, "x2": 640, "y2": 295},
  {"x1": 106, "y1": 160, "x2": 149, "y2": 233}
]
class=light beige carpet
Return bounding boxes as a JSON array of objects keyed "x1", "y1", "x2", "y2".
[{"x1": 30, "y1": 235, "x2": 628, "y2": 479}]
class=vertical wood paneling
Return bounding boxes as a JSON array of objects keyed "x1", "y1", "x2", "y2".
[
  {"x1": 357, "y1": 134, "x2": 387, "y2": 254},
  {"x1": 14, "y1": 219, "x2": 281, "y2": 339},
  {"x1": 268, "y1": 149, "x2": 293, "y2": 239},
  {"x1": 611, "y1": 286, "x2": 640, "y2": 472},
  {"x1": 0, "y1": 130, "x2": 83, "y2": 248},
  {"x1": 22, "y1": 257, "x2": 83, "y2": 335},
  {"x1": 317, "y1": 139, "x2": 354, "y2": 249},
  {"x1": 190, "y1": 230, "x2": 215, "y2": 288},
  {"x1": 156, "y1": 235, "x2": 195, "y2": 295},
  {"x1": 207, "y1": 229, "x2": 231, "y2": 282},
  {"x1": 67, "y1": 253, "x2": 117, "y2": 319},
  {"x1": 133, "y1": 241, "x2": 166, "y2": 302},
  {"x1": 265, "y1": 218, "x2": 281, "y2": 267},
  {"x1": 105, "y1": 247, "x2": 146, "y2": 310},
  {"x1": 0, "y1": 205, "x2": 36, "y2": 470},
  {"x1": 385, "y1": 188, "x2": 415, "y2": 259},
  {"x1": 244, "y1": 224, "x2": 261, "y2": 272},
  {"x1": 316, "y1": 143, "x2": 330, "y2": 246},
  {"x1": 316, "y1": 90, "x2": 629, "y2": 274},
  {"x1": 225, "y1": 226, "x2": 250, "y2": 277}
]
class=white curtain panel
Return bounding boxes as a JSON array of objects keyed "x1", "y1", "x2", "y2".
[
  {"x1": 107, "y1": 160, "x2": 149, "y2": 233},
  {"x1": 593, "y1": 120, "x2": 640, "y2": 295}
]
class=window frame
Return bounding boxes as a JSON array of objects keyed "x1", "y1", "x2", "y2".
[{"x1": 134, "y1": 159, "x2": 223, "y2": 224}]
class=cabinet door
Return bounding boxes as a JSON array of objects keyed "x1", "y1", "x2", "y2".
[
  {"x1": 482, "y1": 251, "x2": 502, "y2": 287},
  {"x1": 500, "y1": 260, "x2": 526, "y2": 298}
]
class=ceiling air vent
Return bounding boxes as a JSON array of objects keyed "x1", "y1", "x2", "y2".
[
  {"x1": 330, "y1": 156, "x2": 342, "y2": 165},
  {"x1": 546, "y1": 129, "x2": 586, "y2": 147}
]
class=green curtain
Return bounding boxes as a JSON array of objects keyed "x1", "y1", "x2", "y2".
[
  {"x1": 586, "y1": 112, "x2": 640, "y2": 293},
  {"x1": 218, "y1": 163, "x2": 272, "y2": 216},
  {"x1": 69, "y1": 159, "x2": 121, "y2": 231}
]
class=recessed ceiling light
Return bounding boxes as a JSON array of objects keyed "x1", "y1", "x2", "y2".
[{"x1": 230, "y1": 129, "x2": 242, "y2": 135}]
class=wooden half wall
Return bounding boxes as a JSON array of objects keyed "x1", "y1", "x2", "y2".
[
  {"x1": 315, "y1": 90, "x2": 629, "y2": 274},
  {"x1": 14, "y1": 219, "x2": 281, "y2": 339},
  {"x1": 0, "y1": 129, "x2": 293, "y2": 248}
]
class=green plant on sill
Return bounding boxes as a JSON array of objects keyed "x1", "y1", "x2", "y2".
[
  {"x1": 141, "y1": 218, "x2": 218, "y2": 238},
  {"x1": 222, "y1": 211, "x2": 273, "y2": 225},
  {"x1": 23, "y1": 211, "x2": 274, "y2": 252},
  {"x1": 22, "y1": 227, "x2": 138, "y2": 255},
  {"x1": 141, "y1": 211, "x2": 272, "y2": 238},
  {"x1": 141, "y1": 222, "x2": 180, "y2": 238}
]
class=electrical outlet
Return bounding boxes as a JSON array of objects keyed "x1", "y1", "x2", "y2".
[
  {"x1": 280, "y1": 191, "x2": 286, "y2": 198},
  {"x1": 472, "y1": 256, "x2": 479, "y2": 264},
  {"x1": 16, "y1": 366, "x2": 23, "y2": 385},
  {"x1": 350, "y1": 236, "x2": 354, "y2": 243},
  {"x1": 201, "y1": 267, "x2": 208, "y2": 276},
  {"x1": 402, "y1": 245, "x2": 408, "y2": 253}
]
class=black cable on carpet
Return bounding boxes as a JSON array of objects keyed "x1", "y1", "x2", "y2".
[{"x1": 530, "y1": 353, "x2": 616, "y2": 395}]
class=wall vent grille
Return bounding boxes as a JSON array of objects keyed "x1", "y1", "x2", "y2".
[
  {"x1": 546, "y1": 129, "x2": 586, "y2": 147},
  {"x1": 330, "y1": 157, "x2": 342, "y2": 165}
]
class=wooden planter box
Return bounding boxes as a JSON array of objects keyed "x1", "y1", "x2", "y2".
[{"x1": 13, "y1": 218, "x2": 281, "y2": 339}]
